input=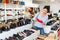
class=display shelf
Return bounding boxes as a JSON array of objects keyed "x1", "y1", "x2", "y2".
[
  {"x1": 0, "y1": 24, "x2": 32, "y2": 39},
  {"x1": 0, "y1": 3, "x2": 5, "y2": 22},
  {"x1": 0, "y1": 3, "x2": 25, "y2": 22},
  {"x1": 18, "y1": 15, "x2": 24, "y2": 18},
  {"x1": 6, "y1": 15, "x2": 24, "y2": 20},
  {"x1": 0, "y1": 17, "x2": 5, "y2": 21},
  {"x1": 7, "y1": 16, "x2": 14, "y2": 19},
  {"x1": 6, "y1": 4, "x2": 25, "y2": 9},
  {"x1": 0, "y1": 3, "x2": 5, "y2": 8},
  {"x1": 23, "y1": 30, "x2": 40, "y2": 40},
  {"x1": 44, "y1": 21, "x2": 59, "y2": 33},
  {"x1": 52, "y1": 21, "x2": 59, "y2": 26}
]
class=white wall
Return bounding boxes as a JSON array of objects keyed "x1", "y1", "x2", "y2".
[{"x1": 50, "y1": 3, "x2": 60, "y2": 13}]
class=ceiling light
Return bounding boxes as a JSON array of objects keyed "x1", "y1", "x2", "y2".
[{"x1": 51, "y1": 0, "x2": 55, "y2": 2}]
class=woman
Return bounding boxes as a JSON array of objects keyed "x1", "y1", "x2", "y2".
[{"x1": 32, "y1": 8, "x2": 48, "y2": 35}]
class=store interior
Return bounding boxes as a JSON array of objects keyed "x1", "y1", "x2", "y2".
[{"x1": 0, "y1": 0, "x2": 60, "y2": 40}]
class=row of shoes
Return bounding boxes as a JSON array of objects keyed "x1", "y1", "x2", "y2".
[
  {"x1": 3, "y1": 29, "x2": 34, "y2": 40},
  {"x1": 51, "y1": 23, "x2": 59, "y2": 31},
  {"x1": 0, "y1": 17, "x2": 31, "y2": 33},
  {"x1": 46, "y1": 20, "x2": 56, "y2": 26}
]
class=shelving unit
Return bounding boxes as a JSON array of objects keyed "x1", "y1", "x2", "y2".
[
  {"x1": 0, "y1": 4, "x2": 5, "y2": 23},
  {"x1": 6, "y1": 3, "x2": 25, "y2": 20},
  {"x1": 0, "y1": 0, "x2": 40, "y2": 40},
  {"x1": 0, "y1": 0, "x2": 26, "y2": 22},
  {"x1": 0, "y1": 23, "x2": 40, "y2": 40}
]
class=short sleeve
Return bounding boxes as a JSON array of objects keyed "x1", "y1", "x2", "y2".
[{"x1": 32, "y1": 13, "x2": 39, "y2": 21}]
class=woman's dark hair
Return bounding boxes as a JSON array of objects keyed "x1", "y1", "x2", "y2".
[
  {"x1": 43, "y1": 7, "x2": 48, "y2": 11},
  {"x1": 59, "y1": 10, "x2": 60, "y2": 12},
  {"x1": 43, "y1": 6, "x2": 50, "y2": 13},
  {"x1": 43, "y1": 8, "x2": 48, "y2": 13}
]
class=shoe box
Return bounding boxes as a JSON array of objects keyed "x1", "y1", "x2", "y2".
[
  {"x1": 35, "y1": 35, "x2": 46, "y2": 40},
  {"x1": 35, "y1": 33, "x2": 58, "y2": 40},
  {"x1": 44, "y1": 33, "x2": 57, "y2": 40},
  {"x1": 48, "y1": 33, "x2": 56, "y2": 39}
]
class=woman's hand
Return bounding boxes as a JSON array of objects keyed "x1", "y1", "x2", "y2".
[{"x1": 41, "y1": 22, "x2": 45, "y2": 25}]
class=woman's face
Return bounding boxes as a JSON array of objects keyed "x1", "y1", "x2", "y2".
[{"x1": 41, "y1": 9, "x2": 48, "y2": 14}]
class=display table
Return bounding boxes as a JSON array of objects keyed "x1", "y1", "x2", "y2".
[
  {"x1": 0, "y1": 24, "x2": 32, "y2": 39},
  {"x1": 23, "y1": 30, "x2": 40, "y2": 40},
  {"x1": 44, "y1": 21, "x2": 59, "y2": 33}
]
